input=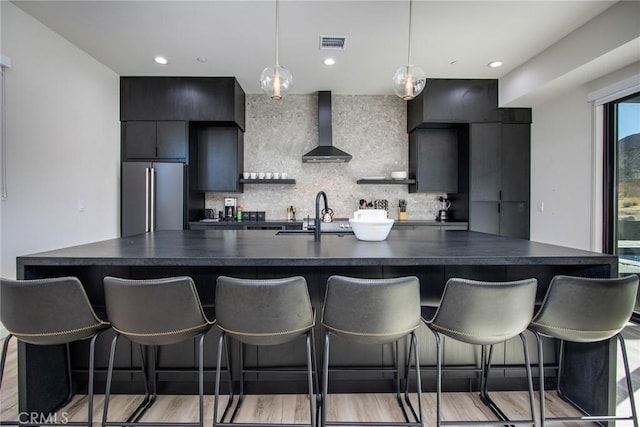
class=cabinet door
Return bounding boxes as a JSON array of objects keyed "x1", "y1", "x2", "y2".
[
  {"x1": 409, "y1": 129, "x2": 458, "y2": 193},
  {"x1": 500, "y1": 124, "x2": 530, "y2": 202},
  {"x1": 499, "y1": 202, "x2": 530, "y2": 239},
  {"x1": 197, "y1": 127, "x2": 243, "y2": 192},
  {"x1": 470, "y1": 123, "x2": 501, "y2": 201},
  {"x1": 123, "y1": 121, "x2": 156, "y2": 159},
  {"x1": 470, "y1": 202, "x2": 499, "y2": 235},
  {"x1": 407, "y1": 79, "x2": 501, "y2": 130},
  {"x1": 156, "y1": 121, "x2": 187, "y2": 159}
]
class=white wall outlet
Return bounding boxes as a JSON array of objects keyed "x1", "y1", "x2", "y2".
[
  {"x1": 537, "y1": 201, "x2": 545, "y2": 212},
  {"x1": 77, "y1": 199, "x2": 85, "y2": 212}
]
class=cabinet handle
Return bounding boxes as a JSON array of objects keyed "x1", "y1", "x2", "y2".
[
  {"x1": 499, "y1": 190, "x2": 502, "y2": 201},
  {"x1": 497, "y1": 204, "x2": 501, "y2": 214},
  {"x1": 150, "y1": 167, "x2": 156, "y2": 231},
  {"x1": 145, "y1": 167, "x2": 150, "y2": 232}
]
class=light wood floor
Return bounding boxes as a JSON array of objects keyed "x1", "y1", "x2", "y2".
[{"x1": 1, "y1": 325, "x2": 638, "y2": 427}]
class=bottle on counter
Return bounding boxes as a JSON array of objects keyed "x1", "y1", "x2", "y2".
[{"x1": 236, "y1": 205, "x2": 243, "y2": 221}]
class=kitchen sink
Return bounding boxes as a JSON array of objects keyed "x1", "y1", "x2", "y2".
[{"x1": 275, "y1": 230, "x2": 354, "y2": 236}]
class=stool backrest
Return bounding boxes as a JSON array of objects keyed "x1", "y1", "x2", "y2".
[
  {"x1": 104, "y1": 276, "x2": 211, "y2": 346},
  {"x1": 321, "y1": 275, "x2": 421, "y2": 345},
  {"x1": 531, "y1": 275, "x2": 638, "y2": 342},
  {"x1": 0, "y1": 276, "x2": 107, "y2": 345},
  {"x1": 215, "y1": 276, "x2": 314, "y2": 346},
  {"x1": 430, "y1": 278, "x2": 538, "y2": 345}
]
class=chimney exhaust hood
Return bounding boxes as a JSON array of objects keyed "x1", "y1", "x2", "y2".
[{"x1": 302, "y1": 91, "x2": 352, "y2": 163}]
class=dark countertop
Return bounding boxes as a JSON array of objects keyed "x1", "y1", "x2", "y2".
[
  {"x1": 190, "y1": 219, "x2": 303, "y2": 226},
  {"x1": 17, "y1": 229, "x2": 615, "y2": 268}
]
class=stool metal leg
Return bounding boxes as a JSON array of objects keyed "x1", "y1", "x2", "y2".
[
  {"x1": 403, "y1": 331, "x2": 423, "y2": 426},
  {"x1": 321, "y1": 330, "x2": 330, "y2": 427},
  {"x1": 305, "y1": 331, "x2": 316, "y2": 427},
  {"x1": 213, "y1": 332, "x2": 235, "y2": 427},
  {"x1": 102, "y1": 333, "x2": 120, "y2": 427},
  {"x1": 0, "y1": 334, "x2": 13, "y2": 391},
  {"x1": 125, "y1": 344, "x2": 154, "y2": 424},
  {"x1": 323, "y1": 330, "x2": 422, "y2": 427},
  {"x1": 433, "y1": 331, "x2": 535, "y2": 427},
  {"x1": 433, "y1": 329, "x2": 443, "y2": 427},
  {"x1": 532, "y1": 330, "x2": 637, "y2": 427},
  {"x1": 618, "y1": 333, "x2": 638, "y2": 427}
]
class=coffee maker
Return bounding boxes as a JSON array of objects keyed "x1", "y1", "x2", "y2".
[
  {"x1": 437, "y1": 196, "x2": 451, "y2": 222},
  {"x1": 224, "y1": 198, "x2": 237, "y2": 221}
]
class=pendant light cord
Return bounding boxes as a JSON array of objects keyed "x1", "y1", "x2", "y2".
[
  {"x1": 407, "y1": 0, "x2": 413, "y2": 67},
  {"x1": 1, "y1": 65, "x2": 7, "y2": 201},
  {"x1": 275, "y1": 0, "x2": 280, "y2": 67}
]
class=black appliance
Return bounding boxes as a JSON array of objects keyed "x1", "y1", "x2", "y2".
[{"x1": 121, "y1": 162, "x2": 185, "y2": 237}]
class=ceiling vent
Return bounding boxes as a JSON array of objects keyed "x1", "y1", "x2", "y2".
[{"x1": 319, "y1": 36, "x2": 347, "y2": 50}]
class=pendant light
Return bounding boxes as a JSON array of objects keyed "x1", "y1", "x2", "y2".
[
  {"x1": 392, "y1": 0, "x2": 426, "y2": 100},
  {"x1": 260, "y1": 0, "x2": 292, "y2": 100}
]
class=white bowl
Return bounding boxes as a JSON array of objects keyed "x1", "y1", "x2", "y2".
[
  {"x1": 349, "y1": 218, "x2": 394, "y2": 241},
  {"x1": 390, "y1": 171, "x2": 408, "y2": 180},
  {"x1": 353, "y1": 209, "x2": 387, "y2": 221}
]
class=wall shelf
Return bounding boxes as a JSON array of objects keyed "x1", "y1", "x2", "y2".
[
  {"x1": 356, "y1": 179, "x2": 416, "y2": 184},
  {"x1": 239, "y1": 179, "x2": 296, "y2": 184}
]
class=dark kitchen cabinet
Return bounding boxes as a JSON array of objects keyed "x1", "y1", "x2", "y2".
[
  {"x1": 407, "y1": 79, "x2": 501, "y2": 131},
  {"x1": 409, "y1": 128, "x2": 459, "y2": 193},
  {"x1": 469, "y1": 122, "x2": 530, "y2": 238},
  {"x1": 195, "y1": 126, "x2": 243, "y2": 192},
  {"x1": 122, "y1": 121, "x2": 187, "y2": 161},
  {"x1": 120, "y1": 77, "x2": 245, "y2": 130}
]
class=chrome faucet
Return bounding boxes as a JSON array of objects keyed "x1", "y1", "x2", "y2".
[{"x1": 315, "y1": 191, "x2": 328, "y2": 241}]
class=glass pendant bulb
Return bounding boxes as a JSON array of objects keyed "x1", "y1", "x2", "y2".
[
  {"x1": 393, "y1": 0, "x2": 426, "y2": 100},
  {"x1": 392, "y1": 65, "x2": 426, "y2": 100},
  {"x1": 260, "y1": 0, "x2": 291, "y2": 100},
  {"x1": 260, "y1": 65, "x2": 292, "y2": 100}
]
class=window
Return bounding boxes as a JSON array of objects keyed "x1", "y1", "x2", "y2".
[{"x1": 605, "y1": 92, "x2": 640, "y2": 317}]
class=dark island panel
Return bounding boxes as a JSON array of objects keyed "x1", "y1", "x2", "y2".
[{"x1": 16, "y1": 230, "x2": 617, "y2": 415}]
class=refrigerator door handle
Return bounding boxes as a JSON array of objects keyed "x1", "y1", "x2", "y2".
[
  {"x1": 145, "y1": 167, "x2": 151, "y2": 232},
  {"x1": 150, "y1": 167, "x2": 156, "y2": 231}
]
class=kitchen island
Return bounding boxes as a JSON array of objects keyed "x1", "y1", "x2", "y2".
[{"x1": 17, "y1": 229, "x2": 617, "y2": 416}]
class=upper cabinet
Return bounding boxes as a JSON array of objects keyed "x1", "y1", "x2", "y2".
[
  {"x1": 122, "y1": 121, "x2": 187, "y2": 161},
  {"x1": 194, "y1": 126, "x2": 244, "y2": 193},
  {"x1": 407, "y1": 79, "x2": 501, "y2": 131},
  {"x1": 409, "y1": 128, "x2": 460, "y2": 193},
  {"x1": 120, "y1": 77, "x2": 246, "y2": 130}
]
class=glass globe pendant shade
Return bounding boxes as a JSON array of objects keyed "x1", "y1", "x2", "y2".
[
  {"x1": 260, "y1": 65, "x2": 292, "y2": 100},
  {"x1": 392, "y1": 65, "x2": 426, "y2": 100}
]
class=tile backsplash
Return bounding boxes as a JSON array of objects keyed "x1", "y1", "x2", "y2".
[{"x1": 205, "y1": 94, "x2": 444, "y2": 220}]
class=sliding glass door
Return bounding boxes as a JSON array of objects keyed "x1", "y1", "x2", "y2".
[{"x1": 606, "y1": 92, "x2": 640, "y2": 316}]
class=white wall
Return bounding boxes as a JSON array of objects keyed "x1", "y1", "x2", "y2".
[
  {"x1": 0, "y1": 2, "x2": 120, "y2": 280},
  {"x1": 530, "y1": 62, "x2": 640, "y2": 251},
  {"x1": 530, "y1": 86, "x2": 595, "y2": 250}
]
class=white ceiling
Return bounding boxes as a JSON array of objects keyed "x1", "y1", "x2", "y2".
[{"x1": 10, "y1": 0, "x2": 622, "y2": 95}]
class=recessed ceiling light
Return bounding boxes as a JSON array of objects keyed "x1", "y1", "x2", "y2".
[
  {"x1": 154, "y1": 56, "x2": 168, "y2": 65},
  {"x1": 323, "y1": 58, "x2": 336, "y2": 66},
  {"x1": 488, "y1": 60, "x2": 503, "y2": 68}
]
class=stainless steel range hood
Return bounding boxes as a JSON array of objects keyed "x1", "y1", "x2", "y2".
[{"x1": 302, "y1": 91, "x2": 352, "y2": 163}]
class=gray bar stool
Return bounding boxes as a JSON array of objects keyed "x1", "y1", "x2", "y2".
[
  {"x1": 214, "y1": 276, "x2": 318, "y2": 427},
  {"x1": 424, "y1": 278, "x2": 538, "y2": 427},
  {"x1": 102, "y1": 276, "x2": 215, "y2": 427},
  {"x1": 529, "y1": 275, "x2": 639, "y2": 427},
  {"x1": 320, "y1": 275, "x2": 423, "y2": 427},
  {"x1": 0, "y1": 277, "x2": 110, "y2": 426}
]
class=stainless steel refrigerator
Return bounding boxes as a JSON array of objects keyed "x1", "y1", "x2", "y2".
[{"x1": 122, "y1": 162, "x2": 186, "y2": 237}]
